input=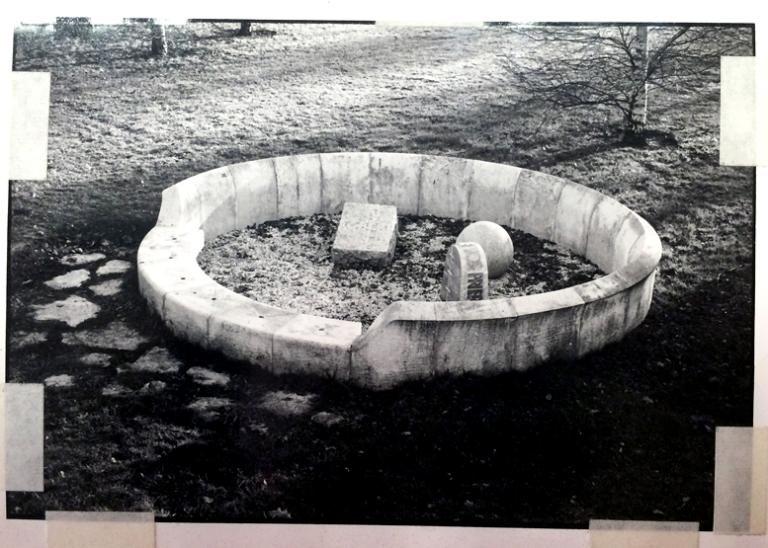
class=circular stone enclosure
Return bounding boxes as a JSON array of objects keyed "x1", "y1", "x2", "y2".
[{"x1": 137, "y1": 152, "x2": 661, "y2": 389}]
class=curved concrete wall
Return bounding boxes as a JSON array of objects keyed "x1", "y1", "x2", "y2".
[{"x1": 138, "y1": 152, "x2": 661, "y2": 389}]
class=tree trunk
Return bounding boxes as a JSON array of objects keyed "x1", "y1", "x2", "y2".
[
  {"x1": 238, "y1": 21, "x2": 252, "y2": 36},
  {"x1": 150, "y1": 22, "x2": 168, "y2": 57},
  {"x1": 635, "y1": 25, "x2": 650, "y2": 126}
]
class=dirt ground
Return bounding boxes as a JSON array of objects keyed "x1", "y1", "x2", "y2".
[
  {"x1": 198, "y1": 214, "x2": 602, "y2": 327},
  {"x1": 6, "y1": 22, "x2": 755, "y2": 528}
]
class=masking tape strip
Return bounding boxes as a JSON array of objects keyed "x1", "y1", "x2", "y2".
[
  {"x1": 9, "y1": 72, "x2": 51, "y2": 181},
  {"x1": 46, "y1": 512, "x2": 155, "y2": 548},
  {"x1": 589, "y1": 520, "x2": 699, "y2": 548},
  {"x1": 156, "y1": 523, "x2": 588, "y2": 548},
  {"x1": 714, "y1": 427, "x2": 768, "y2": 534},
  {"x1": 719, "y1": 56, "x2": 766, "y2": 167},
  {"x1": 4, "y1": 383, "x2": 44, "y2": 492}
]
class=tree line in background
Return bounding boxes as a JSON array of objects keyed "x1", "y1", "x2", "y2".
[{"x1": 49, "y1": 19, "x2": 751, "y2": 143}]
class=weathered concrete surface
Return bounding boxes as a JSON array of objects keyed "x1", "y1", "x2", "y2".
[
  {"x1": 439, "y1": 242, "x2": 489, "y2": 301},
  {"x1": 228, "y1": 158, "x2": 279, "y2": 229},
  {"x1": 510, "y1": 287, "x2": 584, "y2": 370},
  {"x1": 163, "y1": 282, "x2": 253, "y2": 347},
  {"x1": 419, "y1": 155, "x2": 473, "y2": 219},
  {"x1": 433, "y1": 299, "x2": 518, "y2": 375},
  {"x1": 139, "y1": 153, "x2": 661, "y2": 390},
  {"x1": 272, "y1": 314, "x2": 362, "y2": 379},
  {"x1": 554, "y1": 182, "x2": 604, "y2": 257},
  {"x1": 320, "y1": 153, "x2": 371, "y2": 213},
  {"x1": 586, "y1": 197, "x2": 631, "y2": 273},
  {"x1": 331, "y1": 202, "x2": 398, "y2": 269},
  {"x1": 367, "y1": 153, "x2": 422, "y2": 214},
  {"x1": 350, "y1": 302, "x2": 437, "y2": 388},
  {"x1": 512, "y1": 170, "x2": 565, "y2": 240},
  {"x1": 208, "y1": 301, "x2": 295, "y2": 368},
  {"x1": 466, "y1": 160, "x2": 521, "y2": 225},
  {"x1": 273, "y1": 154, "x2": 322, "y2": 218}
]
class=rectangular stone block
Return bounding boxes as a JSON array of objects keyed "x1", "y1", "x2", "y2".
[
  {"x1": 512, "y1": 170, "x2": 565, "y2": 241},
  {"x1": 162, "y1": 283, "x2": 252, "y2": 347},
  {"x1": 433, "y1": 300, "x2": 518, "y2": 375},
  {"x1": 195, "y1": 166, "x2": 237, "y2": 240},
  {"x1": 576, "y1": 291, "x2": 629, "y2": 357},
  {"x1": 156, "y1": 177, "x2": 203, "y2": 230},
  {"x1": 273, "y1": 154, "x2": 322, "y2": 218},
  {"x1": 368, "y1": 153, "x2": 423, "y2": 214},
  {"x1": 611, "y1": 212, "x2": 647, "y2": 271},
  {"x1": 208, "y1": 301, "x2": 296, "y2": 369},
  {"x1": 623, "y1": 272, "x2": 656, "y2": 332},
  {"x1": 228, "y1": 159, "x2": 279, "y2": 230},
  {"x1": 320, "y1": 153, "x2": 371, "y2": 213},
  {"x1": 572, "y1": 271, "x2": 627, "y2": 303},
  {"x1": 137, "y1": 253, "x2": 210, "y2": 314},
  {"x1": 554, "y1": 182, "x2": 604, "y2": 256},
  {"x1": 332, "y1": 202, "x2": 398, "y2": 269},
  {"x1": 586, "y1": 197, "x2": 632, "y2": 273},
  {"x1": 419, "y1": 155, "x2": 474, "y2": 219},
  {"x1": 272, "y1": 314, "x2": 362, "y2": 380},
  {"x1": 466, "y1": 160, "x2": 521, "y2": 225},
  {"x1": 511, "y1": 288, "x2": 584, "y2": 370},
  {"x1": 137, "y1": 227, "x2": 205, "y2": 260},
  {"x1": 350, "y1": 302, "x2": 437, "y2": 389}
]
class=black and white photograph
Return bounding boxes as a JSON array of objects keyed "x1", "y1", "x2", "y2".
[{"x1": 1, "y1": 8, "x2": 761, "y2": 542}]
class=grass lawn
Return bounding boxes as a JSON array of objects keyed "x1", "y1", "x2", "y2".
[{"x1": 6, "y1": 22, "x2": 755, "y2": 528}]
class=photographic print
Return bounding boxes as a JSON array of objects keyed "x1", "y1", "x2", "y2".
[{"x1": 4, "y1": 17, "x2": 757, "y2": 532}]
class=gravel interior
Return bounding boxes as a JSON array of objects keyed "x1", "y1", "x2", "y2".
[{"x1": 198, "y1": 214, "x2": 603, "y2": 328}]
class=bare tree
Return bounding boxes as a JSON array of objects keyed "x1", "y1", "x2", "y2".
[
  {"x1": 150, "y1": 20, "x2": 168, "y2": 57},
  {"x1": 502, "y1": 25, "x2": 750, "y2": 141},
  {"x1": 238, "y1": 21, "x2": 252, "y2": 36}
]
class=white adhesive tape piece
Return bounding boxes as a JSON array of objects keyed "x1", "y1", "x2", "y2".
[
  {"x1": 714, "y1": 427, "x2": 768, "y2": 535},
  {"x1": 9, "y1": 72, "x2": 50, "y2": 180},
  {"x1": 720, "y1": 57, "x2": 762, "y2": 166},
  {"x1": 589, "y1": 520, "x2": 699, "y2": 548},
  {"x1": 3, "y1": 383, "x2": 44, "y2": 492},
  {"x1": 46, "y1": 512, "x2": 156, "y2": 548}
]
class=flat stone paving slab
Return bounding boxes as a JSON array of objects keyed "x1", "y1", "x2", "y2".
[
  {"x1": 331, "y1": 202, "x2": 398, "y2": 269},
  {"x1": 96, "y1": 259, "x2": 132, "y2": 276},
  {"x1": 89, "y1": 279, "x2": 123, "y2": 296},
  {"x1": 128, "y1": 347, "x2": 182, "y2": 374},
  {"x1": 60, "y1": 252, "x2": 106, "y2": 266},
  {"x1": 44, "y1": 268, "x2": 91, "y2": 290},
  {"x1": 62, "y1": 321, "x2": 150, "y2": 351},
  {"x1": 32, "y1": 295, "x2": 100, "y2": 327}
]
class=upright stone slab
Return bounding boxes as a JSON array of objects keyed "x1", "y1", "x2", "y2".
[
  {"x1": 440, "y1": 242, "x2": 489, "y2": 301},
  {"x1": 331, "y1": 202, "x2": 398, "y2": 269}
]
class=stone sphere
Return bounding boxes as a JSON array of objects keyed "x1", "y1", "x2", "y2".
[{"x1": 456, "y1": 221, "x2": 514, "y2": 279}]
